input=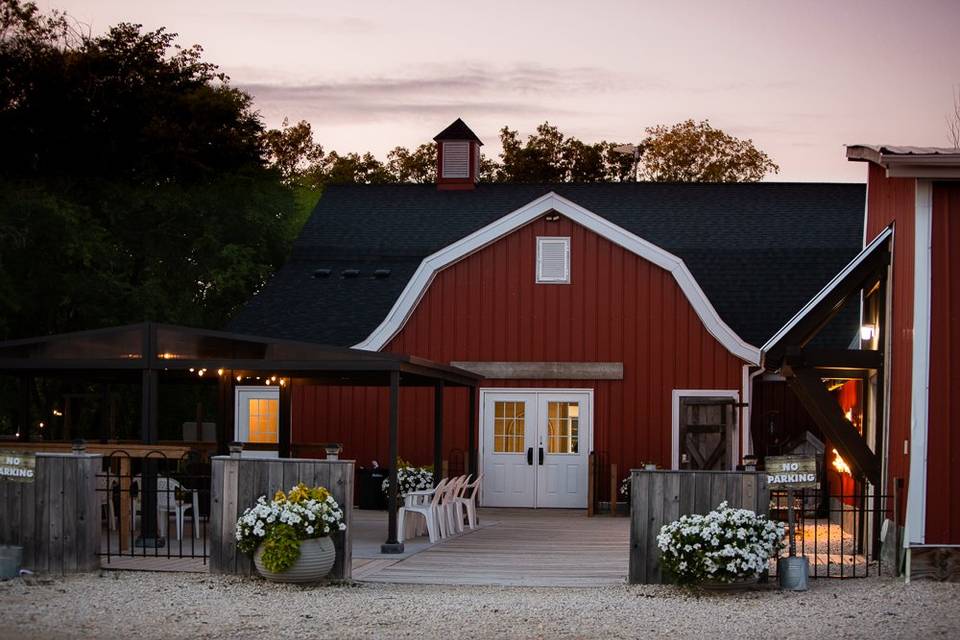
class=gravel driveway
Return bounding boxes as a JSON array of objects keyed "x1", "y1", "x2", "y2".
[{"x1": 1, "y1": 571, "x2": 958, "y2": 639}]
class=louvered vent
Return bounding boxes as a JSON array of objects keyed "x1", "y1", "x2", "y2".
[
  {"x1": 537, "y1": 237, "x2": 570, "y2": 283},
  {"x1": 442, "y1": 141, "x2": 470, "y2": 178}
]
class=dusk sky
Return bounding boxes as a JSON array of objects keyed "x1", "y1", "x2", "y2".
[{"x1": 51, "y1": 0, "x2": 959, "y2": 182}]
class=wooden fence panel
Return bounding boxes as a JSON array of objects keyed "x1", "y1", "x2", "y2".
[
  {"x1": 0, "y1": 453, "x2": 101, "y2": 575},
  {"x1": 628, "y1": 470, "x2": 770, "y2": 584},
  {"x1": 209, "y1": 456, "x2": 355, "y2": 580}
]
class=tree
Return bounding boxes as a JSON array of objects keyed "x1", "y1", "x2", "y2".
[
  {"x1": 0, "y1": 0, "x2": 297, "y2": 339},
  {"x1": 638, "y1": 119, "x2": 778, "y2": 182},
  {"x1": 490, "y1": 122, "x2": 634, "y2": 183},
  {"x1": 948, "y1": 86, "x2": 960, "y2": 149},
  {"x1": 262, "y1": 118, "x2": 324, "y2": 183},
  {"x1": 386, "y1": 143, "x2": 436, "y2": 183}
]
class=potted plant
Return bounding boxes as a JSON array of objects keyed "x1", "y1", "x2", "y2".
[
  {"x1": 381, "y1": 457, "x2": 433, "y2": 503},
  {"x1": 656, "y1": 501, "x2": 784, "y2": 590},
  {"x1": 235, "y1": 482, "x2": 346, "y2": 583}
]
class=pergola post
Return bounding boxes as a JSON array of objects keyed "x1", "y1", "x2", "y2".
[
  {"x1": 279, "y1": 379, "x2": 292, "y2": 459},
  {"x1": 216, "y1": 370, "x2": 235, "y2": 456},
  {"x1": 138, "y1": 368, "x2": 161, "y2": 546},
  {"x1": 382, "y1": 370, "x2": 403, "y2": 553},
  {"x1": 467, "y1": 386, "x2": 476, "y2": 477},
  {"x1": 433, "y1": 382, "x2": 444, "y2": 487}
]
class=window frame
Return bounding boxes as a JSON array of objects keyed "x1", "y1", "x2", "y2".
[{"x1": 536, "y1": 236, "x2": 571, "y2": 284}]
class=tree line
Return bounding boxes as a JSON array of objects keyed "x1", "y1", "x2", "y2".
[{"x1": 0, "y1": 0, "x2": 779, "y2": 343}]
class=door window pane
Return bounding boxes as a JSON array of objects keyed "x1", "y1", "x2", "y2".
[
  {"x1": 248, "y1": 398, "x2": 278, "y2": 443},
  {"x1": 493, "y1": 401, "x2": 525, "y2": 453},
  {"x1": 547, "y1": 402, "x2": 579, "y2": 454}
]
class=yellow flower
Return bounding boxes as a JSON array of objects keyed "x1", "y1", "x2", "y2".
[{"x1": 273, "y1": 489, "x2": 287, "y2": 503}]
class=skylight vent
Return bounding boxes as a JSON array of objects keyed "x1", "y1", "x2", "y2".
[
  {"x1": 341, "y1": 269, "x2": 360, "y2": 279},
  {"x1": 373, "y1": 269, "x2": 392, "y2": 279},
  {"x1": 312, "y1": 268, "x2": 332, "y2": 279}
]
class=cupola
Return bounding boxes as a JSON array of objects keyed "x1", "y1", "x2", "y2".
[{"x1": 434, "y1": 118, "x2": 482, "y2": 190}]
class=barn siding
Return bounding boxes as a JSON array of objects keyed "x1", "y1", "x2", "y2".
[
  {"x1": 292, "y1": 216, "x2": 747, "y2": 497},
  {"x1": 864, "y1": 162, "x2": 916, "y2": 503},
  {"x1": 926, "y1": 182, "x2": 960, "y2": 544}
]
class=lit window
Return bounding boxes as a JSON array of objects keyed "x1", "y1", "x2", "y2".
[
  {"x1": 247, "y1": 398, "x2": 278, "y2": 444},
  {"x1": 493, "y1": 401, "x2": 525, "y2": 453}
]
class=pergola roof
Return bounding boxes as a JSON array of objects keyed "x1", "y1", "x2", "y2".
[{"x1": 0, "y1": 322, "x2": 479, "y2": 387}]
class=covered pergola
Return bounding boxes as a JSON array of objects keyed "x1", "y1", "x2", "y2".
[{"x1": 0, "y1": 322, "x2": 481, "y2": 553}]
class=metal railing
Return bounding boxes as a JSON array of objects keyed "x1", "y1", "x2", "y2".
[
  {"x1": 96, "y1": 450, "x2": 210, "y2": 564},
  {"x1": 768, "y1": 488, "x2": 890, "y2": 579}
]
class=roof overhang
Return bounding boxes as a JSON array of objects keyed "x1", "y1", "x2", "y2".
[
  {"x1": 761, "y1": 226, "x2": 893, "y2": 369},
  {"x1": 353, "y1": 191, "x2": 761, "y2": 364},
  {"x1": 847, "y1": 145, "x2": 960, "y2": 178}
]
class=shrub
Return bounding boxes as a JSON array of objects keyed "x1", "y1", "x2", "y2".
[{"x1": 656, "y1": 501, "x2": 785, "y2": 586}]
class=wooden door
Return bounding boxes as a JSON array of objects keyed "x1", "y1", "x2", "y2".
[{"x1": 678, "y1": 397, "x2": 736, "y2": 470}]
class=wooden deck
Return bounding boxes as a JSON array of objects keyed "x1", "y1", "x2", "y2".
[
  {"x1": 355, "y1": 508, "x2": 630, "y2": 587},
  {"x1": 97, "y1": 508, "x2": 631, "y2": 586}
]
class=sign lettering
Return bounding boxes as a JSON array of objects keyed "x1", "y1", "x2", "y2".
[
  {"x1": 0, "y1": 450, "x2": 36, "y2": 483},
  {"x1": 765, "y1": 455, "x2": 819, "y2": 490}
]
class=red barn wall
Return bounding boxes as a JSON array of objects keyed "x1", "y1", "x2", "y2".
[
  {"x1": 864, "y1": 162, "x2": 916, "y2": 501},
  {"x1": 926, "y1": 182, "x2": 960, "y2": 544},
  {"x1": 292, "y1": 215, "x2": 748, "y2": 493}
]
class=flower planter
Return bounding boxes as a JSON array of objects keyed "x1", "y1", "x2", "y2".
[{"x1": 254, "y1": 536, "x2": 336, "y2": 583}]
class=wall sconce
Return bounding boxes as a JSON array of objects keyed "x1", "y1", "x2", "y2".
[{"x1": 860, "y1": 324, "x2": 877, "y2": 341}]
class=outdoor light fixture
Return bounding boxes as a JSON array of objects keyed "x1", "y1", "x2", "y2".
[{"x1": 860, "y1": 324, "x2": 877, "y2": 341}]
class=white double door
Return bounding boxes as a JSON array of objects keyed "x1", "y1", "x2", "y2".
[{"x1": 481, "y1": 390, "x2": 591, "y2": 508}]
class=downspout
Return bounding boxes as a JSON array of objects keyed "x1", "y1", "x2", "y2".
[{"x1": 742, "y1": 364, "x2": 764, "y2": 460}]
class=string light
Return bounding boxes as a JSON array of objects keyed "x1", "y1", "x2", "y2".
[
  {"x1": 189, "y1": 368, "x2": 195, "y2": 373},
  {"x1": 236, "y1": 375, "x2": 242, "y2": 382},
  {"x1": 52, "y1": 409, "x2": 62, "y2": 417},
  {"x1": 217, "y1": 368, "x2": 224, "y2": 376}
]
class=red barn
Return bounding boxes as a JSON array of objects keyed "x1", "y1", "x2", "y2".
[
  {"x1": 761, "y1": 145, "x2": 960, "y2": 580},
  {"x1": 230, "y1": 119, "x2": 865, "y2": 510},
  {"x1": 849, "y1": 146, "x2": 960, "y2": 577}
]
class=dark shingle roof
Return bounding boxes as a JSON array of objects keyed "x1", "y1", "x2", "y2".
[
  {"x1": 433, "y1": 118, "x2": 483, "y2": 144},
  {"x1": 229, "y1": 182, "x2": 865, "y2": 350}
]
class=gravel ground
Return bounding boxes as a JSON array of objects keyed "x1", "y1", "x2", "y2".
[{"x1": 1, "y1": 571, "x2": 958, "y2": 640}]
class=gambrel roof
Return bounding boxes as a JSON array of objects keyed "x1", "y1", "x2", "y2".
[{"x1": 229, "y1": 182, "x2": 865, "y2": 360}]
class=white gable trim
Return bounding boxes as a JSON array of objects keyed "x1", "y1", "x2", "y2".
[
  {"x1": 352, "y1": 192, "x2": 761, "y2": 364},
  {"x1": 760, "y1": 225, "x2": 894, "y2": 362}
]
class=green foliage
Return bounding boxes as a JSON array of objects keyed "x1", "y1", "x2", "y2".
[
  {"x1": 0, "y1": 0, "x2": 299, "y2": 340},
  {"x1": 639, "y1": 119, "x2": 779, "y2": 183},
  {"x1": 259, "y1": 523, "x2": 301, "y2": 573}
]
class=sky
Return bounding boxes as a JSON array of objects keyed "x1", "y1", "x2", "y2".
[{"x1": 49, "y1": 0, "x2": 960, "y2": 182}]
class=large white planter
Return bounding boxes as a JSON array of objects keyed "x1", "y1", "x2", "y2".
[{"x1": 254, "y1": 536, "x2": 336, "y2": 583}]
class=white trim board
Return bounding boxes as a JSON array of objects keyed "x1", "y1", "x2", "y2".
[
  {"x1": 906, "y1": 180, "x2": 933, "y2": 546},
  {"x1": 760, "y1": 226, "x2": 894, "y2": 363},
  {"x1": 671, "y1": 389, "x2": 741, "y2": 471},
  {"x1": 352, "y1": 192, "x2": 760, "y2": 364}
]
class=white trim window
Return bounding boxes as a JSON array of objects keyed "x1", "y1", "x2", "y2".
[
  {"x1": 235, "y1": 386, "x2": 280, "y2": 446},
  {"x1": 536, "y1": 236, "x2": 570, "y2": 283},
  {"x1": 671, "y1": 389, "x2": 740, "y2": 471}
]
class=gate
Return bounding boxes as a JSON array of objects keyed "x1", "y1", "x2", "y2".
[
  {"x1": 769, "y1": 488, "x2": 890, "y2": 578},
  {"x1": 97, "y1": 450, "x2": 211, "y2": 567}
]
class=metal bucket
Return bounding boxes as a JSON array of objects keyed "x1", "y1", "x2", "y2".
[
  {"x1": 0, "y1": 545, "x2": 23, "y2": 580},
  {"x1": 778, "y1": 555, "x2": 809, "y2": 591}
]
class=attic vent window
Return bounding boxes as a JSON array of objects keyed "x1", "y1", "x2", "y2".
[
  {"x1": 441, "y1": 141, "x2": 470, "y2": 178},
  {"x1": 536, "y1": 237, "x2": 570, "y2": 284},
  {"x1": 312, "y1": 268, "x2": 331, "y2": 279},
  {"x1": 341, "y1": 269, "x2": 360, "y2": 278},
  {"x1": 373, "y1": 269, "x2": 392, "y2": 279}
]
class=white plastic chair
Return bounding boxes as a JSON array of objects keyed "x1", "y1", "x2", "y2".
[
  {"x1": 438, "y1": 476, "x2": 466, "y2": 538},
  {"x1": 156, "y1": 476, "x2": 200, "y2": 541},
  {"x1": 454, "y1": 473, "x2": 483, "y2": 530},
  {"x1": 97, "y1": 474, "x2": 117, "y2": 531},
  {"x1": 398, "y1": 477, "x2": 448, "y2": 543}
]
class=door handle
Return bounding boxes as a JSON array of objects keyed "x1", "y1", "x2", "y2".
[
  {"x1": 538, "y1": 447, "x2": 544, "y2": 465},
  {"x1": 527, "y1": 447, "x2": 533, "y2": 466}
]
